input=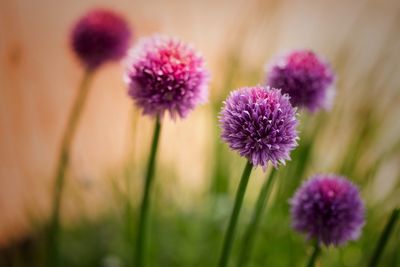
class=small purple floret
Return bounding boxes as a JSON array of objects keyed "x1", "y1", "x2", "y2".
[
  {"x1": 219, "y1": 86, "x2": 298, "y2": 168},
  {"x1": 125, "y1": 35, "x2": 209, "y2": 119},
  {"x1": 266, "y1": 50, "x2": 335, "y2": 112},
  {"x1": 71, "y1": 8, "x2": 131, "y2": 70},
  {"x1": 290, "y1": 174, "x2": 365, "y2": 246}
]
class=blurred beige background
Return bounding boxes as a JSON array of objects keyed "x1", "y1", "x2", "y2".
[{"x1": 1, "y1": 0, "x2": 400, "y2": 246}]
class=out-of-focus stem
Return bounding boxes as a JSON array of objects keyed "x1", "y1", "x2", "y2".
[
  {"x1": 305, "y1": 241, "x2": 320, "y2": 267},
  {"x1": 134, "y1": 117, "x2": 162, "y2": 267},
  {"x1": 218, "y1": 161, "x2": 253, "y2": 267},
  {"x1": 47, "y1": 69, "x2": 94, "y2": 267},
  {"x1": 125, "y1": 110, "x2": 140, "y2": 264},
  {"x1": 368, "y1": 208, "x2": 400, "y2": 267},
  {"x1": 236, "y1": 167, "x2": 277, "y2": 267}
]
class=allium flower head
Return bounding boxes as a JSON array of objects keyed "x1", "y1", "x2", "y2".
[
  {"x1": 219, "y1": 86, "x2": 298, "y2": 168},
  {"x1": 125, "y1": 35, "x2": 209, "y2": 119},
  {"x1": 71, "y1": 8, "x2": 131, "y2": 70},
  {"x1": 290, "y1": 174, "x2": 365, "y2": 246},
  {"x1": 266, "y1": 50, "x2": 335, "y2": 112}
]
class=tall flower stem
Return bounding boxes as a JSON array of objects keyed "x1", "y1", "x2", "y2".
[
  {"x1": 47, "y1": 69, "x2": 94, "y2": 266},
  {"x1": 368, "y1": 207, "x2": 400, "y2": 267},
  {"x1": 218, "y1": 161, "x2": 253, "y2": 267},
  {"x1": 236, "y1": 167, "x2": 277, "y2": 267},
  {"x1": 134, "y1": 117, "x2": 162, "y2": 267},
  {"x1": 305, "y1": 241, "x2": 320, "y2": 267},
  {"x1": 124, "y1": 110, "x2": 140, "y2": 264}
]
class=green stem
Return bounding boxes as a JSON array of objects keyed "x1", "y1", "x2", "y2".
[
  {"x1": 134, "y1": 117, "x2": 162, "y2": 267},
  {"x1": 218, "y1": 160, "x2": 253, "y2": 267},
  {"x1": 125, "y1": 110, "x2": 140, "y2": 255},
  {"x1": 368, "y1": 207, "x2": 400, "y2": 267},
  {"x1": 236, "y1": 167, "x2": 277, "y2": 267},
  {"x1": 47, "y1": 69, "x2": 93, "y2": 267},
  {"x1": 305, "y1": 241, "x2": 320, "y2": 267}
]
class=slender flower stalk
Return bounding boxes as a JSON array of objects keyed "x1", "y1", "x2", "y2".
[
  {"x1": 368, "y1": 207, "x2": 400, "y2": 267},
  {"x1": 135, "y1": 117, "x2": 162, "y2": 267},
  {"x1": 265, "y1": 49, "x2": 336, "y2": 232},
  {"x1": 218, "y1": 86, "x2": 298, "y2": 267},
  {"x1": 278, "y1": 113, "x2": 324, "y2": 208},
  {"x1": 305, "y1": 241, "x2": 320, "y2": 267},
  {"x1": 236, "y1": 167, "x2": 277, "y2": 267},
  {"x1": 47, "y1": 9, "x2": 132, "y2": 266},
  {"x1": 47, "y1": 69, "x2": 94, "y2": 266},
  {"x1": 125, "y1": 35, "x2": 209, "y2": 267},
  {"x1": 124, "y1": 110, "x2": 140, "y2": 260},
  {"x1": 218, "y1": 161, "x2": 253, "y2": 267}
]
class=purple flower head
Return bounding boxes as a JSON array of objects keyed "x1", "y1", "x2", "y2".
[
  {"x1": 266, "y1": 50, "x2": 335, "y2": 112},
  {"x1": 219, "y1": 86, "x2": 298, "y2": 168},
  {"x1": 71, "y1": 8, "x2": 132, "y2": 70},
  {"x1": 125, "y1": 35, "x2": 209, "y2": 119},
  {"x1": 290, "y1": 174, "x2": 365, "y2": 246}
]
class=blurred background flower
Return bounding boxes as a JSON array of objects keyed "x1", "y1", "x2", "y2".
[
  {"x1": 71, "y1": 8, "x2": 132, "y2": 70},
  {"x1": 290, "y1": 174, "x2": 365, "y2": 246},
  {"x1": 265, "y1": 50, "x2": 335, "y2": 112},
  {"x1": 0, "y1": 0, "x2": 399, "y2": 266}
]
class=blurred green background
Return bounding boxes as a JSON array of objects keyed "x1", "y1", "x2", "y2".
[{"x1": 0, "y1": 0, "x2": 399, "y2": 266}]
